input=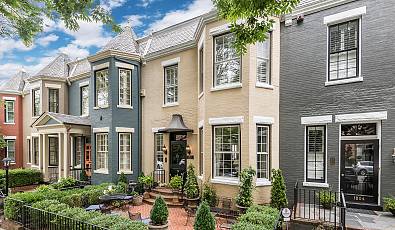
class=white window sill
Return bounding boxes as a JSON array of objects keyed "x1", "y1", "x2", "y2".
[
  {"x1": 198, "y1": 92, "x2": 204, "y2": 99},
  {"x1": 325, "y1": 76, "x2": 363, "y2": 86},
  {"x1": 303, "y1": 182, "x2": 330, "y2": 188},
  {"x1": 4, "y1": 123, "x2": 15, "y2": 125},
  {"x1": 256, "y1": 82, "x2": 274, "y2": 90},
  {"x1": 117, "y1": 105, "x2": 133, "y2": 109},
  {"x1": 93, "y1": 105, "x2": 109, "y2": 110},
  {"x1": 256, "y1": 179, "x2": 272, "y2": 187},
  {"x1": 117, "y1": 171, "x2": 133, "y2": 175},
  {"x1": 211, "y1": 177, "x2": 239, "y2": 185},
  {"x1": 94, "y1": 169, "x2": 109, "y2": 174},
  {"x1": 211, "y1": 83, "x2": 242, "y2": 92},
  {"x1": 162, "y1": 102, "x2": 179, "y2": 108}
]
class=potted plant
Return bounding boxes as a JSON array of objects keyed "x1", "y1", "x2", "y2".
[
  {"x1": 149, "y1": 196, "x2": 169, "y2": 230},
  {"x1": 169, "y1": 175, "x2": 183, "y2": 202},
  {"x1": 184, "y1": 164, "x2": 200, "y2": 207},
  {"x1": 202, "y1": 183, "x2": 218, "y2": 207},
  {"x1": 384, "y1": 196, "x2": 395, "y2": 216},
  {"x1": 193, "y1": 201, "x2": 216, "y2": 230},
  {"x1": 270, "y1": 169, "x2": 288, "y2": 210},
  {"x1": 235, "y1": 167, "x2": 256, "y2": 213},
  {"x1": 317, "y1": 190, "x2": 335, "y2": 209},
  {"x1": 138, "y1": 175, "x2": 154, "y2": 199},
  {"x1": 131, "y1": 191, "x2": 144, "y2": 206}
]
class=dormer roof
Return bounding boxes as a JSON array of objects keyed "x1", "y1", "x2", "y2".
[
  {"x1": 33, "y1": 53, "x2": 72, "y2": 80},
  {"x1": 0, "y1": 70, "x2": 28, "y2": 93},
  {"x1": 99, "y1": 26, "x2": 140, "y2": 55}
]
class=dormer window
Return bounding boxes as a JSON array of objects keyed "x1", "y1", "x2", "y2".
[{"x1": 95, "y1": 69, "x2": 109, "y2": 108}]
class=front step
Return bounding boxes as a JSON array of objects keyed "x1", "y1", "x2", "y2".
[
  {"x1": 145, "y1": 187, "x2": 184, "y2": 207},
  {"x1": 144, "y1": 198, "x2": 183, "y2": 207}
]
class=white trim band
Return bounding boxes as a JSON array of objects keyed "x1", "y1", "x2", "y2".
[
  {"x1": 115, "y1": 127, "x2": 135, "y2": 133},
  {"x1": 211, "y1": 177, "x2": 239, "y2": 185},
  {"x1": 325, "y1": 76, "x2": 363, "y2": 86},
  {"x1": 209, "y1": 24, "x2": 230, "y2": 36},
  {"x1": 93, "y1": 62, "x2": 109, "y2": 71},
  {"x1": 254, "y1": 116, "x2": 274, "y2": 125},
  {"x1": 93, "y1": 127, "x2": 109, "y2": 133},
  {"x1": 152, "y1": 127, "x2": 166, "y2": 133},
  {"x1": 209, "y1": 116, "x2": 244, "y2": 126},
  {"x1": 115, "y1": 62, "x2": 134, "y2": 69},
  {"x1": 45, "y1": 83, "x2": 61, "y2": 89},
  {"x1": 303, "y1": 182, "x2": 330, "y2": 188},
  {"x1": 3, "y1": 96, "x2": 16, "y2": 101},
  {"x1": 301, "y1": 115, "x2": 332, "y2": 125},
  {"x1": 79, "y1": 81, "x2": 89, "y2": 87},
  {"x1": 161, "y1": 57, "x2": 180, "y2": 67},
  {"x1": 3, "y1": 136, "x2": 16, "y2": 140},
  {"x1": 335, "y1": 111, "x2": 387, "y2": 123},
  {"x1": 198, "y1": 120, "x2": 204, "y2": 128},
  {"x1": 324, "y1": 6, "x2": 366, "y2": 25}
]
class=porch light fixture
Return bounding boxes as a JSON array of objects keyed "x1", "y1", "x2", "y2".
[
  {"x1": 186, "y1": 145, "x2": 192, "y2": 155},
  {"x1": 162, "y1": 145, "x2": 168, "y2": 155}
]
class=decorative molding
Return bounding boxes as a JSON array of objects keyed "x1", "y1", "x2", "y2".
[
  {"x1": 198, "y1": 120, "x2": 204, "y2": 128},
  {"x1": 209, "y1": 116, "x2": 244, "y2": 125},
  {"x1": 335, "y1": 111, "x2": 387, "y2": 123},
  {"x1": 301, "y1": 115, "x2": 332, "y2": 125},
  {"x1": 79, "y1": 81, "x2": 89, "y2": 87},
  {"x1": 324, "y1": 6, "x2": 366, "y2": 25},
  {"x1": 2, "y1": 96, "x2": 16, "y2": 101},
  {"x1": 92, "y1": 62, "x2": 109, "y2": 71},
  {"x1": 115, "y1": 62, "x2": 134, "y2": 69},
  {"x1": 152, "y1": 127, "x2": 166, "y2": 133},
  {"x1": 115, "y1": 127, "x2": 135, "y2": 133},
  {"x1": 93, "y1": 127, "x2": 109, "y2": 133},
  {"x1": 161, "y1": 57, "x2": 180, "y2": 67},
  {"x1": 44, "y1": 83, "x2": 61, "y2": 89},
  {"x1": 253, "y1": 116, "x2": 275, "y2": 125},
  {"x1": 325, "y1": 76, "x2": 363, "y2": 86}
]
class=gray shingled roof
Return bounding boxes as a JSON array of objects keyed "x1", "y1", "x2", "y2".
[
  {"x1": 69, "y1": 58, "x2": 90, "y2": 78},
  {"x1": 100, "y1": 26, "x2": 139, "y2": 54},
  {"x1": 0, "y1": 71, "x2": 28, "y2": 92},
  {"x1": 34, "y1": 53, "x2": 72, "y2": 79},
  {"x1": 47, "y1": 112, "x2": 91, "y2": 126}
]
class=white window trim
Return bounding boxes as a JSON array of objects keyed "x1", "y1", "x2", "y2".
[
  {"x1": 32, "y1": 88, "x2": 41, "y2": 117},
  {"x1": 325, "y1": 76, "x2": 363, "y2": 86},
  {"x1": 256, "y1": 82, "x2": 274, "y2": 89},
  {"x1": 209, "y1": 116, "x2": 244, "y2": 125},
  {"x1": 256, "y1": 125, "x2": 270, "y2": 181},
  {"x1": 118, "y1": 68, "x2": 132, "y2": 107},
  {"x1": 304, "y1": 125, "x2": 328, "y2": 184},
  {"x1": 93, "y1": 62, "x2": 109, "y2": 71},
  {"x1": 152, "y1": 127, "x2": 166, "y2": 133},
  {"x1": 256, "y1": 178, "x2": 272, "y2": 187},
  {"x1": 303, "y1": 182, "x2": 330, "y2": 188},
  {"x1": 323, "y1": 6, "x2": 366, "y2": 25},
  {"x1": 3, "y1": 136, "x2": 16, "y2": 139},
  {"x1": 198, "y1": 120, "x2": 204, "y2": 128},
  {"x1": 94, "y1": 169, "x2": 109, "y2": 174},
  {"x1": 44, "y1": 83, "x2": 61, "y2": 89},
  {"x1": 117, "y1": 171, "x2": 133, "y2": 175},
  {"x1": 254, "y1": 116, "x2": 274, "y2": 125},
  {"x1": 162, "y1": 102, "x2": 179, "y2": 108},
  {"x1": 31, "y1": 136, "x2": 40, "y2": 167},
  {"x1": 199, "y1": 127, "x2": 204, "y2": 177},
  {"x1": 211, "y1": 83, "x2": 242, "y2": 92},
  {"x1": 4, "y1": 100, "x2": 15, "y2": 124},
  {"x1": 164, "y1": 65, "x2": 178, "y2": 105},
  {"x1": 209, "y1": 24, "x2": 231, "y2": 36},
  {"x1": 95, "y1": 133, "x2": 108, "y2": 172},
  {"x1": 115, "y1": 127, "x2": 135, "y2": 133},
  {"x1": 211, "y1": 177, "x2": 239, "y2": 185},
  {"x1": 335, "y1": 111, "x2": 387, "y2": 123},
  {"x1": 93, "y1": 127, "x2": 110, "y2": 133},
  {"x1": 301, "y1": 115, "x2": 332, "y2": 125},
  {"x1": 79, "y1": 81, "x2": 89, "y2": 87},
  {"x1": 118, "y1": 133, "x2": 132, "y2": 173},
  {"x1": 2, "y1": 97, "x2": 16, "y2": 101},
  {"x1": 115, "y1": 62, "x2": 134, "y2": 69},
  {"x1": 6, "y1": 139, "x2": 16, "y2": 162},
  {"x1": 161, "y1": 57, "x2": 180, "y2": 67},
  {"x1": 80, "y1": 85, "x2": 89, "y2": 116},
  {"x1": 95, "y1": 69, "x2": 109, "y2": 108}
]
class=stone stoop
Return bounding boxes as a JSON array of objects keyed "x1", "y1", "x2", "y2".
[{"x1": 144, "y1": 188, "x2": 184, "y2": 207}]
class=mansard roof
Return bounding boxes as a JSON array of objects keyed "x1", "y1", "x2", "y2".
[
  {"x1": 33, "y1": 53, "x2": 72, "y2": 80},
  {"x1": 68, "y1": 58, "x2": 91, "y2": 79},
  {"x1": 100, "y1": 26, "x2": 140, "y2": 54},
  {"x1": 0, "y1": 70, "x2": 28, "y2": 93}
]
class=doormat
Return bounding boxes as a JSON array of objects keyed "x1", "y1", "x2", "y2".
[{"x1": 347, "y1": 208, "x2": 377, "y2": 215}]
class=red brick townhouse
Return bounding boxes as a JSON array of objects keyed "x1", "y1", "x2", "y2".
[{"x1": 0, "y1": 71, "x2": 27, "y2": 169}]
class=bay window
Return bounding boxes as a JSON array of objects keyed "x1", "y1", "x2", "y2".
[
  {"x1": 48, "y1": 137, "x2": 58, "y2": 166},
  {"x1": 80, "y1": 86, "x2": 89, "y2": 116},
  {"x1": 95, "y1": 69, "x2": 109, "y2": 107},
  {"x1": 4, "y1": 100, "x2": 15, "y2": 123},
  {"x1": 96, "y1": 133, "x2": 108, "y2": 171},
  {"x1": 119, "y1": 133, "x2": 132, "y2": 172},
  {"x1": 119, "y1": 69, "x2": 132, "y2": 107},
  {"x1": 48, "y1": 88, "x2": 59, "y2": 113},
  {"x1": 33, "y1": 88, "x2": 41, "y2": 116},
  {"x1": 256, "y1": 35, "x2": 271, "y2": 84},
  {"x1": 306, "y1": 126, "x2": 326, "y2": 183},
  {"x1": 164, "y1": 65, "x2": 178, "y2": 104}
]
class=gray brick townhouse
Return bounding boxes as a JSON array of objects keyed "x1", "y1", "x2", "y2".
[{"x1": 280, "y1": 0, "x2": 395, "y2": 209}]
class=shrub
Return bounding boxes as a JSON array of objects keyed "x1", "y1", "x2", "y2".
[
  {"x1": 169, "y1": 175, "x2": 183, "y2": 190},
  {"x1": 318, "y1": 191, "x2": 335, "y2": 209},
  {"x1": 138, "y1": 175, "x2": 154, "y2": 190},
  {"x1": 114, "y1": 182, "x2": 128, "y2": 194},
  {"x1": 232, "y1": 222, "x2": 268, "y2": 230},
  {"x1": 60, "y1": 207, "x2": 103, "y2": 222},
  {"x1": 270, "y1": 169, "x2": 288, "y2": 210},
  {"x1": 202, "y1": 183, "x2": 217, "y2": 207},
  {"x1": 236, "y1": 167, "x2": 256, "y2": 207},
  {"x1": 31, "y1": 200, "x2": 62, "y2": 210},
  {"x1": 150, "y1": 196, "x2": 168, "y2": 225},
  {"x1": 184, "y1": 164, "x2": 199, "y2": 199},
  {"x1": 51, "y1": 177, "x2": 78, "y2": 189},
  {"x1": 0, "y1": 168, "x2": 43, "y2": 188},
  {"x1": 118, "y1": 172, "x2": 128, "y2": 184},
  {"x1": 89, "y1": 214, "x2": 148, "y2": 230},
  {"x1": 232, "y1": 205, "x2": 279, "y2": 230},
  {"x1": 60, "y1": 193, "x2": 86, "y2": 207},
  {"x1": 194, "y1": 201, "x2": 215, "y2": 230},
  {"x1": 384, "y1": 197, "x2": 395, "y2": 215}
]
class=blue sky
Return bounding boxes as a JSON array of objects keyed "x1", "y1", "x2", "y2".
[{"x1": 0, "y1": 0, "x2": 213, "y2": 81}]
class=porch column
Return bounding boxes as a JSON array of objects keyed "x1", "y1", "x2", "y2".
[
  {"x1": 58, "y1": 133, "x2": 63, "y2": 178},
  {"x1": 63, "y1": 132, "x2": 70, "y2": 178},
  {"x1": 41, "y1": 134, "x2": 48, "y2": 180}
]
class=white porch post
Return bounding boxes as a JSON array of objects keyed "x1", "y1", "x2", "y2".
[
  {"x1": 63, "y1": 132, "x2": 70, "y2": 178},
  {"x1": 41, "y1": 134, "x2": 48, "y2": 180},
  {"x1": 58, "y1": 133, "x2": 63, "y2": 179}
]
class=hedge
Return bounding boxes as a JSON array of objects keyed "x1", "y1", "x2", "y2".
[
  {"x1": 232, "y1": 205, "x2": 280, "y2": 230},
  {"x1": 0, "y1": 168, "x2": 43, "y2": 188}
]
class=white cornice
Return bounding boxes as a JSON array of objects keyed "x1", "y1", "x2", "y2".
[{"x1": 335, "y1": 111, "x2": 387, "y2": 123}]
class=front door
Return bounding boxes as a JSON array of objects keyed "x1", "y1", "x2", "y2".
[
  {"x1": 340, "y1": 140, "x2": 379, "y2": 204},
  {"x1": 170, "y1": 133, "x2": 187, "y2": 178},
  {"x1": 85, "y1": 143, "x2": 92, "y2": 176}
]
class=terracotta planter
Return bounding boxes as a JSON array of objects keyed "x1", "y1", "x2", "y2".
[
  {"x1": 185, "y1": 197, "x2": 200, "y2": 207},
  {"x1": 133, "y1": 195, "x2": 143, "y2": 206},
  {"x1": 148, "y1": 222, "x2": 168, "y2": 230},
  {"x1": 235, "y1": 204, "x2": 248, "y2": 214}
]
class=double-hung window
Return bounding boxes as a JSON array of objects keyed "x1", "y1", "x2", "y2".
[
  {"x1": 199, "y1": 127, "x2": 203, "y2": 176},
  {"x1": 213, "y1": 125, "x2": 240, "y2": 179},
  {"x1": 214, "y1": 33, "x2": 241, "y2": 87},
  {"x1": 257, "y1": 125, "x2": 270, "y2": 180},
  {"x1": 96, "y1": 133, "x2": 108, "y2": 171},
  {"x1": 95, "y1": 69, "x2": 109, "y2": 107},
  {"x1": 48, "y1": 88, "x2": 59, "y2": 113},
  {"x1": 6, "y1": 140, "x2": 15, "y2": 162},
  {"x1": 256, "y1": 34, "x2": 271, "y2": 85},
  {"x1": 164, "y1": 65, "x2": 178, "y2": 105},
  {"x1": 328, "y1": 19, "x2": 359, "y2": 81},
  {"x1": 119, "y1": 133, "x2": 132, "y2": 172},
  {"x1": 119, "y1": 69, "x2": 132, "y2": 107},
  {"x1": 33, "y1": 88, "x2": 41, "y2": 117},
  {"x1": 306, "y1": 126, "x2": 326, "y2": 183},
  {"x1": 80, "y1": 86, "x2": 89, "y2": 116},
  {"x1": 48, "y1": 137, "x2": 58, "y2": 166},
  {"x1": 154, "y1": 133, "x2": 164, "y2": 170},
  {"x1": 4, "y1": 100, "x2": 15, "y2": 123},
  {"x1": 32, "y1": 137, "x2": 39, "y2": 165},
  {"x1": 74, "y1": 137, "x2": 83, "y2": 167}
]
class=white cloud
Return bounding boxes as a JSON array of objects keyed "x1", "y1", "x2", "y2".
[
  {"x1": 36, "y1": 34, "x2": 59, "y2": 47},
  {"x1": 121, "y1": 15, "x2": 147, "y2": 28},
  {"x1": 146, "y1": 0, "x2": 214, "y2": 32},
  {"x1": 0, "y1": 63, "x2": 25, "y2": 81},
  {"x1": 57, "y1": 44, "x2": 90, "y2": 60},
  {"x1": 0, "y1": 39, "x2": 35, "y2": 59},
  {"x1": 100, "y1": 0, "x2": 127, "y2": 11},
  {"x1": 138, "y1": 0, "x2": 155, "y2": 7}
]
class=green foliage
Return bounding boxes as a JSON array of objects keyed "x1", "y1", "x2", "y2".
[
  {"x1": 0, "y1": 136, "x2": 6, "y2": 150},
  {"x1": 89, "y1": 214, "x2": 148, "y2": 230},
  {"x1": 318, "y1": 191, "x2": 335, "y2": 209},
  {"x1": 185, "y1": 164, "x2": 199, "y2": 199},
  {"x1": 150, "y1": 196, "x2": 169, "y2": 225},
  {"x1": 118, "y1": 172, "x2": 128, "y2": 184},
  {"x1": 138, "y1": 175, "x2": 154, "y2": 190},
  {"x1": 236, "y1": 167, "x2": 256, "y2": 207},
  {"x1": 270, "y1": 169, "x2": 288, "y2": 210},
  {"x1": 384, "y1": 197, "x2": 395, "y2": 215},
  {"x1": 0, "y1": 168, "x2": 43, "y2": 189},
  {"x1": 232, "y1": 205, "x2": 279, "y2": 230},
  {"x1": 51, "y1": 177, "x2": 79, "y2": 189},
  {"x1": 169, "y1": 175, "x2": 183, "y2": 190},
  {"x1": 194, "y1": 201, "x2": 216, "y2": 230},
  {"x1": 0, "y1": 0, "x2": 121, "y2": 46},
  {"x1": 213, "y1": 0, "x2": 300, "y2": 54},
  {"x1": 202, "y1": 183, "x2": 218, "y2": 207},
  {"x1": 60, "y1": 193, "x2": 86, "y2": 207}
]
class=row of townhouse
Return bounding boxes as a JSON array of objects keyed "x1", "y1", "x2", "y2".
[{"x1": 1, "y1": 0, "x2": 393, "y2": 210}]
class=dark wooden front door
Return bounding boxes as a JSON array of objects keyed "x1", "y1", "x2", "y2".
[
  {"x1": 169, "y1": 133, "x2": 187, "y2": 178},
  {"x1": 340, "y1": 139, "x2": 379, "y2": 204}
]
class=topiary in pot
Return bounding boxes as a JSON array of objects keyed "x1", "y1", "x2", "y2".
[
  {"x1": 149, "y1": 196, "x2": 169, "y2": 230},
  {"x1": 202, "y1": 183, "x2": 218, "y2": 207},
  {"x1": 194, "y1": 201, "x2": 215, "y2": 230},
  {"x1": 184, "y1": 164, "x2": 199, "y2": 206},
  {"x1": 317, "y1": 190, "x2": 335, "y2": 209},
  {"x1": 384, "y1": 196, "x2": 395, "y2": 216},
  {"x1": 236, "y1": 167, "x2": 256, "y2": 213},
  {"x1": 270, "y1": 169, "x2": 288, "y2": 210},
  {"x1": 169, "y1": 175, "x2": 182, "y2": 192}
]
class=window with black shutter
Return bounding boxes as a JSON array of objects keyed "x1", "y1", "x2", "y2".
[{"x1": 306, "y1": 126, "x2": 326, "y2": 183}]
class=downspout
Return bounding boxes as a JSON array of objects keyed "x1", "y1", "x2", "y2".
[{"x1": 139, "y1": 62, "x2": 143, "y2": 179}]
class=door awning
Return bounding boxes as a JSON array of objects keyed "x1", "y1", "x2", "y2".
[{"x1": 158, "y1": 114, "x2": 193, "y2": 133}]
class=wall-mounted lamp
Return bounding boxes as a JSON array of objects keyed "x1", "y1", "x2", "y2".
[
  {"x1": 186, "y1": 145, "x2": 192, "y2": 155},
  {"x1": 162, "y1": 145, "x2": 168, "y2": 155}
]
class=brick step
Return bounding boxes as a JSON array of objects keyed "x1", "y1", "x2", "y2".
[
  {"x1": 144, "y1": 198, "x2": 183, "y2": 207},
  {"x1": 151, "y1": 188, "x2": 180, "y2": 196},
  {"x1": 149, "y1": 192, "x2": 182, "y2": 202}
]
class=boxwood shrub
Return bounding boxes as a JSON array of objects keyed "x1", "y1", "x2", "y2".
[
  {"x1": 232, "y1": 205, "x2": 280, "y2": 230},
  {"x1": 0, "y1": 168, "x2": 43, "y2": 188}
]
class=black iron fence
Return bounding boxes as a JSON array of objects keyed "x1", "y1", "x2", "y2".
[
  {"x1": 6, "y1": 198, "x2": 107, "y2": 230},
  {"x1": 293, "y1": 181, "x2": 346, "y2": 229},
  {"x1": 152, "y1": 169, "x2": 166, "y2": 185}
]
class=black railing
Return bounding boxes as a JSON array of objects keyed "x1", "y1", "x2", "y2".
[
  {"x1": 69, "y1": 167, "x2": 92, "y2": 183},
  {"x1": 293, "y1": 181, "x2": 346, "y2": 229},
  {"x1": 48, "y1": 166, "x2": 59, "y2": 183},
  {"x1": 6, "y1": 198, "x2": 107, "y2": 230},
  {"x1": 152, "y1": 169, "x2": 166, "y2": 185}
]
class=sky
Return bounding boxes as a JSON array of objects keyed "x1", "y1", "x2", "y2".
[{"x1": 0, "y1": 0, "x2": 214, "y2": 82}]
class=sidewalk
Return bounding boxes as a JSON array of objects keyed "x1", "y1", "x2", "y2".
[{"x1": 346, "y1": 210, "x2": 395, "y2": 230}]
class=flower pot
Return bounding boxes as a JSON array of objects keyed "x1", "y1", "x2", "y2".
[
  {"x1": 185, "y1": 197, "x2": 200, "y2": 208},
  {"x1": 235, "y1": 204, "x2": 248, "y2": 214},
  {"x1": 148, "y1": 222, "x2": 168, "y2": 230},
  {"x1": 133, "y1": 195, "x2": 143, "y2": 206}
]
